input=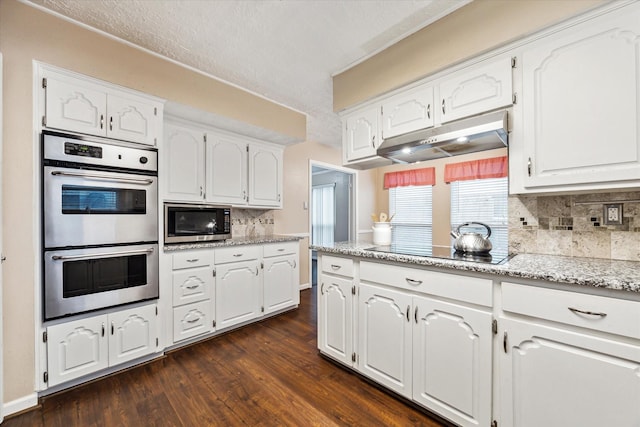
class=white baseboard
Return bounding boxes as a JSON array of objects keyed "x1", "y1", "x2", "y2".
[
  {"x1": 4, "y1": 392, "x2": 38, "y2": 417},
  {"x1": 299, "y1": 282, "x2": 311, "y2": 290}
]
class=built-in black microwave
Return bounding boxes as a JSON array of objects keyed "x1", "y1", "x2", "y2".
[{"x1": 164, "y1": 203, "x2": 231, "y2": 244}]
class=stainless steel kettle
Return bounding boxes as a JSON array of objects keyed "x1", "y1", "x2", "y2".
[{"x1": 450, "y1": 222, "x2": 493, "y2": 253}]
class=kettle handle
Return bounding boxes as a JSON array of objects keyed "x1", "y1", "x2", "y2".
[{"x1": 455, "y1": 222, "x2": 492, "y2": 238}]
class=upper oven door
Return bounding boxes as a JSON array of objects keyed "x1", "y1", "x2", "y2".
[{"x1": 44, "y1": 165, "x2": 158, "y2": 248}]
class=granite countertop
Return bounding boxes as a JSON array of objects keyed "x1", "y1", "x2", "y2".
[
  {"x1": 310, "y1": 241, "x2": 640, "y2": 293},
  {"x1": 164, "y1": 234, "x2": 302, "y2": 252}
]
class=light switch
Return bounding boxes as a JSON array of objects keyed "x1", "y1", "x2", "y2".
[{"x1": 603, "y1": 203, "x2": 623, "y2": 225}]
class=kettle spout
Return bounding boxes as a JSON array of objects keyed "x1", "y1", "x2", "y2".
[{"x1": 450, "y1": 230, "x2": 459, "y2": 239}]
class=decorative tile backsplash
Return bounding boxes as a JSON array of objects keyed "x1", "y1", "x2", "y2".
[
  {"x1": 231, "y1": 208, "x2": 274, "y2": 238},
  {"x1": 509, "y1": 191, "x2": 640, "y2": 261}
]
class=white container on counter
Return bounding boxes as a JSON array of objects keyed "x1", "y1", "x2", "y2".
[{"x1": 372, "y1": 222, "x2": 392, "y2": 245}]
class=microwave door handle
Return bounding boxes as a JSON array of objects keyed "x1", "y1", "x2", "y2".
[
  {"x1": 50, "y1": 170, "x2": 154, "y2": 186},
  {"x1": 51, "y1": 248, "x2": 154, "y2": 261}
]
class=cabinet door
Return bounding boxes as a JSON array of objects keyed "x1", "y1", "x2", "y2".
[
  {"x1": 108, "y1": 304, "x2": 158, "y2": 367},
  {"x1": 344, "y1": 106, "x2": 380, "y2": 161},
  {"x1": 107, "y1": 95, "x2": 159, "y2": 146},
  {"x1": 439, "y1": 56, "x2": 512, "y2": 123},
  {"x1": 318, "y1": 274, "x2": 354, "y2": 366},
  {"x1": 382, "y1": 85, "x2": 434, "y2": 139},
  {"x1": 263, "y1": 255, "x2": 299, "y2": 314},
  {"x1": 413, "y1": 296, "x2": 492, "y2": 427},
  {"x1": 206, "y1": 133, "x2": 247, "y2": 205},
  {"x1": 46, "y1": 315, "x2": 109, "y2": 386},
  {"x1": 500, "y1": 317, "x2": 640, "y2": 427},
  {"x1": 44, "y1": 72, "x2": 107, "y2": 136},
  {"x1": 163, "y1": 123, "x2": 205, "y2": 201},
  {"x1": 172, "y1": 266, "x2": 212, "y2": 307},
  {"x1": 248, "y1": 143, "x2": 283, "y2": 208},
  {"x1": 358, "y1": 283, "x2": 413, "y2": 398},
  {"x1": 215, "y1": 260, "x2": 261, "y2": 330},
  {"x1": 520, "y1": 6, "x2": 640, "y2": 188}
]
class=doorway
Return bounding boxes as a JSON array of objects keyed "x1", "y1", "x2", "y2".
[{"x1": 309, "y1": 161, "x2": 357, "y2": 287}]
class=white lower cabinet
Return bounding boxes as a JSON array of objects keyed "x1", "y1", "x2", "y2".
[
  {"x1": 170, "y1": 250, "x2": 215, "y2": 343},
  {"x1": 500, "y1": 317, "x2": 640, "y2": 427},
  {"x1": 413, "y1": 296, "x2": 492, "y2": 427},
  {"x1": 500, "y1": 282, "x2": 640, "y2": 427},
  {"x1": 263, "y1": 243, "x2": 299, "y2": 315},
  {"x1": 358, "y1": 283, "x2": 413, "y2": 398},
  {"x1": 215, "y1": 246, "x2": 262, "y2": 330},
  {"x1": 46, "y1": 303, "x2": 158, "y2": 387}
]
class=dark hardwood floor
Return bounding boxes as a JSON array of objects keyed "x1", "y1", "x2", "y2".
[{"x1": 4, "y1": 287, "x2": 446, "y2": 427}]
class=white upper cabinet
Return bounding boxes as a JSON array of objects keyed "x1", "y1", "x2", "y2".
[
  {"x1": 248, "y1": 142, "x2": 283, "y2": 208},
  {"x1": 41, "y1": 64, "x2": 163, "y2": 146},
  {"x1": 163, "y1": 122, "x2": 206, "y2": 202},
  {"x1": 438, "y1": 55, "x2": 513, "y2": 124},
  {"x1": 512, "y1": 3, "x2": 640, "y2": 192},
  {"x1": 206, "y1": 131, "x2": 248, "y2": 206},
  {"x1": 344, "y1": 105, "x2": 381, "y2": 162},
  {"x1": 381, "y1": 85, "x2": 434, "y2": 139}
]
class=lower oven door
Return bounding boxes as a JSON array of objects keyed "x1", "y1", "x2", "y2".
[
  {"x1": 44, "y1": 243, "x2": 159, "y2": 320},
  {"x1": 43, "y1": 165, "x2": 158, "y2": 248}
]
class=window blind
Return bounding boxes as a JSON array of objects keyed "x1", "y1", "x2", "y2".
[
  {"x1": 450, "y1": 177, "x2": 508, "y2": 252},
  {"x1": 311, "y1": 184, "x2": 336, "y2": 246},
  {"x1": 389, "y1": 185, "x2": 433, "y2": 247}
]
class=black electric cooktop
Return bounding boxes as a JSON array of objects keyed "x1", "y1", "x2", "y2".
[{"x1": 364, "y1": 244, "x2": 511, "y2": 265}]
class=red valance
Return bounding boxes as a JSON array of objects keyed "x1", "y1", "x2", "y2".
[
  {"x1": 383, "y1": 167, "x2": 435, "y2": 189},
  {"x1": 444, "y1": 156, "x2": 508, "y2": 183}
]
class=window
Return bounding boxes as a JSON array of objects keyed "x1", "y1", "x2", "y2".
[
  {"x1": 450, "y1": 177, "x2": 508, "y2": 253},
  {"x1": 389, "y1": 185, "x2": 433, "y2": 247},
  {"x1": 311, "y1": 184, "x2": 335, "y2": 246}
]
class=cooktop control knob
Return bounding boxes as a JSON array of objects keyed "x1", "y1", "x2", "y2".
[{"x1": 139, "y1": 156, "x2": 148, "y2": 164}]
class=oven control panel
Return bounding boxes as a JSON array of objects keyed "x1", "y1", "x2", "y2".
[{"x1": 64, "y1": 142, "x2": 103, "y2": 159}]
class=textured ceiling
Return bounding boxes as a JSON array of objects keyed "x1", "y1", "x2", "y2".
[{"x1": 27, "y1": 0, "x2": 471, "y2": 147}]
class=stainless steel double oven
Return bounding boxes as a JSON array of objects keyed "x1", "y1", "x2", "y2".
[{"x1": 42, "y1": 131, "x2": 159, "y2": 320}]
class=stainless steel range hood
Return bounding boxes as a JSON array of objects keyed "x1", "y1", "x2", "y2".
[{"x1": 376, "y1": 110, "x2": 508, "y2": 164}]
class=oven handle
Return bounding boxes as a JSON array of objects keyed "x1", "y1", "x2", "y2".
[
  {"x1": 50, "y1": 170, "x2": 155, "y2": 185},
  {"x1": 51, "y1": 248, "x2": 154, "y2": 261}
]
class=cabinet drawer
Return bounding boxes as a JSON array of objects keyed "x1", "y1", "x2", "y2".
[
  {"x1": 216, "y1": 245, "x2": 260, "y2": 264},
  {"x1": 263, "y1": 242, "x2": 297, "y2": 258},
  {"x1": 172, "y1": 267, "x2": 212, "y2": 307},
  {"x1": 360, "y1": 261, "x2": 492, "y2": 307},
  {"x1": 502, "y1": 282, "x2": 640, "y2": 339},
  {"x1": 173, "y1": 301, "x2": 213, "y2": 342},
  {"x1": 172, "y1": 251, "x2": 213, "y2": 270},
  {"x1": 321, "y1": 255, "x2": 354, "y2": 278}
]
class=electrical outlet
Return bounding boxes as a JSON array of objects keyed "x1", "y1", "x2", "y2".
[{"x1": 603, "y1": 203, "x2": 623, "y2": 225}]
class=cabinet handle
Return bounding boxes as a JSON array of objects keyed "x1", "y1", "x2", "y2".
[
  {"x1": 371, "y1": 135, "x2": 376, "y2": 148},
  {"x1": 186, "y1": 259, "x2": 199, "y2": 263},
  {"x1": 320, "y1": 282, "x2": 325, "y2": 295},
  {"x1": 101, "y1": 323, "x2": 105, "y2": 337},
  {"x1": 293, "y1": 260, "x2": 297, "y2": 268},
  {"x1": 200, "y1": 186, "x2": 203, "y2": 197},
  {"x1": 111, "y1": 322, "x2": 114, "y2": 335},
  {"x1": 109, "y1": 116, "x2": 113, "y2": 131},
  {"x1": 406, "y1": 305, "x2": 410, "y2": 322},
  {"x1": 441, "y1": 99, "x2": 446, "y2": 115},
  {"x1": 503, "y1": 331, "x2": 508, "y2": 353},
  {"x1": 100, "y1": 114, "x2": 104, "y2": 129},
  {"x1": 414, "y1": 306, "x2": 418, "y2": 324},
  {"x1": 243, "y1": 190, "x2": 247, "y2": 201},
  {"x1": 527, "y1": 157, "x2": 532, "y2": 177},
  {"x1": 186, "y1": 315, "x2": 200, "y2": 324},
  {"x1": 278, "y1": 194, "x2": 281, "y2": 202},
  {"x1": 255, "y1": 266, "x2": 259, "y2": 276},
  {"x1": 427, "y1": 104, "x2": 431, "y2": 119},
  {"x1": 405, "y1": 278, "x2": 422, "y2": 286},
  {"x1": 233, "y1": 253, "x2": 243, "y2": 257},
  {"x1": 330, "y1": 264, "x2": 341, "y2": 270},
  {"x1": 186, "y1": 283, "x2": 200, "y2": 290},
  {"x1": 568, "y1": 307, "x2": 607, "y2": 318}
]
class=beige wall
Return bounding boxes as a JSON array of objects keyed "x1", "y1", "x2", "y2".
[
  {"x1": 274, "y1": 141, "x2": 376, "y2": 284},
  {"x1": 333, "y1": 0, "x2": 604, "y2": 111},
  {"x1": 375, "y1": 148, "x2": 507, "y2": 247},
  {"x1": 0, "y1": 0, "x2": 306, "y2": 404}
]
